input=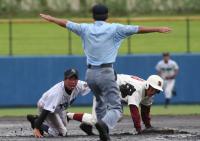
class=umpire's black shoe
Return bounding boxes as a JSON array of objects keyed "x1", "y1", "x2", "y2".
[
  {"x1": 27, "y1": 114, "x2": 38, "y2": 129},
  {"x1": 95, "y1": 120, "x2": 110, "y2": 141},
  {"x1": 80, "y1": 123, "x2": 95, "y2": 136}
]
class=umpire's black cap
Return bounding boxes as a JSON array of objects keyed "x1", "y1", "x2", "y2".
[
  {"x1": 92, "y1": 4, "x2": 108, "y2": 21},
  {"x1": 64, "y1": 68, "x2": 79, "y2": 79},
  {"x1": 92, "y1": 4, "x2": 108, "y2": 15}
]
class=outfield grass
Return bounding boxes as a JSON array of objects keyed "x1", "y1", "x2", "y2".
[
  {"x1": 0, "y1": 105, "x2": 200, "y2": 117},
  {"x1": 0, "y1": 19, "x2": 200, "y2": 55}
]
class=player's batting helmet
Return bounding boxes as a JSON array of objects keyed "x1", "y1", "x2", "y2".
[{"x1": 146, "y1": 75, "x2": 163, "y2": 91}]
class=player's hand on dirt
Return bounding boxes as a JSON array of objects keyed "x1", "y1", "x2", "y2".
[
  {"x1": 158, "y1": 27, "x2": 172, "y2": 33},
  {"x1": 144, "y1": 126, "x2": 154, "y2": 131},
  {"x1": 33, "y1": 128, "x2": 43, "y2": 138},
  {"x1": 40, "y1": 14, "x2": 54, "y2": 22},
  {"x1": 136, "y1": 127, "x2": 157, "y2": 134},
  {"x1": 135, "y1": 128, "x2": 143, "y2": 135},
  {"x1": 145, "y1": 124, "x2": 152, "y2": 129},
  {"x1": 142, "y1": 126, "x2": 159, "y2": 133}
]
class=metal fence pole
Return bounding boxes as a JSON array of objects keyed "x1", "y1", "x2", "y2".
[
  {"x1": 127, "y1": 18, "x2": 131, "y2": 54},
  {"x1": 68, "y1": 30, "x2": 72, "y2": 55},
  {"x1": 8, "y1": 20, "x2": 13, "y2": 56},
  {"x1": 186, "y1": 18, "x2": 190, "y2": 53}
]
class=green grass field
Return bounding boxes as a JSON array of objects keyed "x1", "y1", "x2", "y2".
[
  {"x1": 0, "y1": 105, "x2": 200, "y2": 117},
  {"x1": 0, "y1": 18, "x2": 200, "y2": 55}
]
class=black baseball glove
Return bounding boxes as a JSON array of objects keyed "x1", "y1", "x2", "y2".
[{"x1": 120, "y1": 83, "x2": 136, "y2": 98}]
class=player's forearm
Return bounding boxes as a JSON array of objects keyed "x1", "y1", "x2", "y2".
[
  {"x1": 174, "y1": 69, "x2": 179, "y2": 77},
  {"x1": 40, "y1": 14, "x2": 67, "y2": 28},
  {"x1": 129, "y1": 105, "x2": 141, "y2": 132},
  {"x1": 141, "y1": 104, "x2": 151, "y2": 128},
  {"x1": 138, "y1": 26, "x2": 172, "y2": 33},
  {"x1": 34, "y1": 109, "x2": 50, "y2": 129}
]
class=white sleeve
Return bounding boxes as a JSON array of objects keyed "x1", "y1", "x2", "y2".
[
  {"x1": 115, "y1": 24, "x2": 139, "y2": 40},
  {"x1": 66, "y1": 21, "x2": 87, "y2": 37},
  {"x1": 173, "y1": 61, "x2": 179, "y2": 70},
  {"x1": 155, "y1": 62, "x2": 161, "y2": 71},
  {"x1": 78, "y1": 80, "x2": 91, "y2": 96},
  {"x1": 127, "y1": 91, "x2": 142, "y2": 108},
  {"x1": 116, "y1": 74, "x2": 131, "y2": 85},
  {"x1": 42, "y1": 92, "x2": 61, "y2": 113}
]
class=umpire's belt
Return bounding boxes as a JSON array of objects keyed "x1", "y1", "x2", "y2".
[{"x1": 87, "y1": 63, "x2": 113, "y2": 69}]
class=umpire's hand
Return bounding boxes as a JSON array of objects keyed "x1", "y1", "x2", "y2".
[
  {"x1": 158, "y1": 27, "x2": 172, "y2": 33},
  {"x1": 40, "y1": 14, "x2": 54, "y2": 22}
]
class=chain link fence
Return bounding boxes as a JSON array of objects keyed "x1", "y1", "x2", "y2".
[{"x1": 0, "y1": 17, "x2": 200, "y2": 56}]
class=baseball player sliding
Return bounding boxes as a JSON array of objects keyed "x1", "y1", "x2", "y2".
[
  {"x1": 27, "y1": 68, "x2": 91, "y2": 138},
  {"x1": 156, "y1": 52, "x2": 179, "y2": 108},
  {"x1": 67, "y1": 74, "x2": 164, "y2": 135}
]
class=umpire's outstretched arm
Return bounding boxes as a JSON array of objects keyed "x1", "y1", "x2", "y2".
[
  {"x1": 40, "y1": 14, "x2": 67, "y2": 28},
  {"x1": 138, "y1": 26, "x2": 172, "y2": 33}
]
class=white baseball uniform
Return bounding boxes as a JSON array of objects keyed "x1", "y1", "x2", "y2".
[
  {"x1": 116, "y1": 74, "x2": 153, "y2": 107},
  {"x1": 90, "y1": 74, "x2": 154, "y2": 123},
  {"x1": 37, "y1": 80, "x2": 90, "y2": 136},
  {"x1": 156, "y1": 59, "x2": 179, "y2": 98}
]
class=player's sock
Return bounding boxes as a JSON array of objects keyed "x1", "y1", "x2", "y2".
[
  {"x1": 73, "y1": 113, "x2": 84, "y2": 122},
  {"x1": 67, "y1": 112, "x2": 96, "y2": 126},
  {"x1": 67, "y1": 113, "x2": 84, "y2": 122},
  {"x1": 82, "y1": 113, "x2": 96, "y2": 125},
  {"x1": 66, "y1": 112, "x2": 74, "y2": 120}
]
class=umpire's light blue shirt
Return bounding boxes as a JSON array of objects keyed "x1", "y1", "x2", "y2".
[{"x1": 66, "y1": 21, "x2": 139, "y2": 65}]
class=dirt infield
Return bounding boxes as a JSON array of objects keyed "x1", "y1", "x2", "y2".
[{"x1": 0, "y1": 115, "x2": 200, "y2": 141}]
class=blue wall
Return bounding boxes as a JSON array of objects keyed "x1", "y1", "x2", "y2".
[{"x1": 0, "y1": 54, "x2": 199, "y2": 107}]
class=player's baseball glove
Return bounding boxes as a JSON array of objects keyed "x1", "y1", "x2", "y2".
[{"x1": 120, "y1": 83, "x2": 136, "y2": 98}]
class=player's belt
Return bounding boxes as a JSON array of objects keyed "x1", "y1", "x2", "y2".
[{"x1": 87, "y1": 63, "x2": 113, "y2": 69}]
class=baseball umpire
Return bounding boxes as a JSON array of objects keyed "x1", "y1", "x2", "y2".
[
  {"x1": 27, "y1": 68, "x2": 90, "y2": 138},
  {"x1": 40, "y1": 4, "x2": 171, "y2": 141}
]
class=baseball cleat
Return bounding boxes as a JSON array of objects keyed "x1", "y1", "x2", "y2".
[
  {"x1": 95, "y1": 120, "x2": 110, "y2": 141},
  {"x1": 80, "y1": 123, "x2": 95, "y2": 135}
]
